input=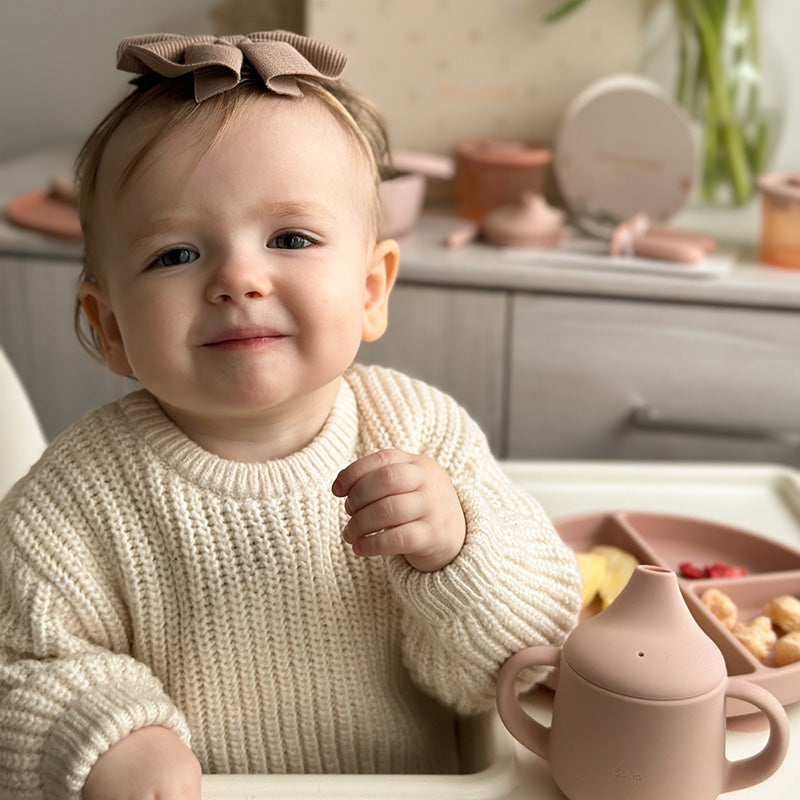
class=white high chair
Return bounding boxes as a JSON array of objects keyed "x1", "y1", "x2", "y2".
[{"x1": 0, "y1": 347, "x2": 47, "y2": 498}]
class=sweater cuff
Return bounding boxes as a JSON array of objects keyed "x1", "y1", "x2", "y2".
[
  {"x1": 385, "y1": 484, "x2": 580, "y2": 713},
  {"x1": 389, "y1": 483, "x2": 557, "y2": 614},
  {"x1": 40, "y1": 683, "x2": 190, "y2": 800},
  {"x1": 385, "y1": 485, "x2": 501, "y2": 611},
  {"x1": 387, "y1": 482, "x2": 580, "y2": 632}
]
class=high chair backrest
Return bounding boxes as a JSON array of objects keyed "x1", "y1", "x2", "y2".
[{"x1": 0, "y1": 348, "x2": 47, "y2": 499}]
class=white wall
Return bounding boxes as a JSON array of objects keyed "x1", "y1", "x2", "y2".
[
  {"x1": 0, "y1": 0, "x2": 219, "y2": 160},
  {"x1": 761, "y1": 0, "x2": 800, "y2": 171},
  {"x1": 308, "y1": 0, "x2": 647, "y2": 155}
]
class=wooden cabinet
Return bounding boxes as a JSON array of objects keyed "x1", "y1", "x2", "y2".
[
  {"x1": 358, "y1": 288, "x2": 800, "y2": 465},
  {"x1": 505, "y1": 294, "x2": 800, "y2": 465},
  {"x1": 0, "y1": 256, "x2": 132, "y2": 440},
  {"x1": 357, "y1": 284, "x2": 507, "y2": 452}
]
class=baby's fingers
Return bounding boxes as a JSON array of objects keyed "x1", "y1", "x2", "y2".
[
  {"x1": 333, "y1": 450, "x2": 420, "y2": 514},
  {"x1": 349, "y1": 521, "x2": 432, "y2": 558},
  {"x1": 341, "y1": 491, "x2": 422, "y2": 543}
]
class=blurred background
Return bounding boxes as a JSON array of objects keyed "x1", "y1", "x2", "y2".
[
  {"x1": 2, "y1": 0, "x2": 796, "y2": 171},
  {"x1": 3, "y1": 0, "x2": 800, "y2": 468}
]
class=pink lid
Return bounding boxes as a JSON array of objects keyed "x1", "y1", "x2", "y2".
[
  {"x1": 563, "y1": 566, "x2": 726, "y2": 700},
  {"x1": 481, "y1": 192, "x2": 566, "y2": 247},
  {"x1": 555, "y1": 74, "x2": 696, "y2": 223},
  {"x1": 456, "y1": 138, "x2": 552, "y2": 168},
  {"x1": 757, "y1": 173, "x2": 800, "y2": 208}
]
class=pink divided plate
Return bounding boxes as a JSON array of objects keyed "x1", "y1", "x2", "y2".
[
  {"x1": 554, "y1": 511, "x2": 800, "y2": 717},
  {"x1": 6, "y1": 189, "x2": 82, "y2": 240}
]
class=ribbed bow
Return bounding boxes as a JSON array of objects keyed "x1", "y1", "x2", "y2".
[{"x1": 116, "y1": 31, "x2": 347, "y2": 102}]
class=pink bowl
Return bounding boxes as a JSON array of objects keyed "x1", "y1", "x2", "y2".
[
  {"x1": 379, "y1": 151, "x2": 455, "y2": 239},
  {"x1": 379, "y1": 172, "x2": 427, "y2": 239}
]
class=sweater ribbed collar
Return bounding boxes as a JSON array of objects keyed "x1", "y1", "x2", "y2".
[{"x1": 116, "y1": 377, "x2": 360, "y2": 499}]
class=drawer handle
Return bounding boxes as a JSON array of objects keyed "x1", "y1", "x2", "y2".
[{"x1": 630, "y1": 406, "x2": 800, "y2": 447}]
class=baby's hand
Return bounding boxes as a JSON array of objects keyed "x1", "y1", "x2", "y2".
[
  {"x1": 332, "y1": 449, "x2": 466, "y2": 572},
  {"x1": 82, "y1": 725, "x2": 201, "y2": 800}
]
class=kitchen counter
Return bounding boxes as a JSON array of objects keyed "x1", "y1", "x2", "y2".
[
  {"x1": 0, "y1": 142, "x2": 83, "y2": 261},
  {"x1": 396, "y1": 209, "x2": 800, "y2": 311},
  {"x1": 3, "y1": 144, "x2": 800, "y2": 466},
  {"x1": 364, "y1": 212, "x2": 800, "y2": 464},
  {"x1": 2, "y1": 141, "x2": 800, "y2": 311}
]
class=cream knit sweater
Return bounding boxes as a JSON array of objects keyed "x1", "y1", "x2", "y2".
[{"x1": 0, "y1": 364, "x2": 580, "y2": 799}]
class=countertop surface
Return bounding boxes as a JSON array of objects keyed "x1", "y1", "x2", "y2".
[
  {"x1": 0, "y1": 142, "x2": 83, "y2": 261},
  {"x1": 396, "y1": 210, "x2": 800, "y2": 310},
  {"x1": 3, "y1": 143, "x2": 800, "y2": 310}
]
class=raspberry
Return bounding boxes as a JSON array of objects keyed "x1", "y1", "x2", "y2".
[
  {"x1": 706, "y1": 562, "x2": 748, "y2": 578},
  {"x1": 679, "y1": 562, "x2": 709, "y2": 579}
]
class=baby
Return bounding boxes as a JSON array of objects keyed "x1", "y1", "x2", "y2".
[{"x1": 0, "y1": 31, "x2": 580, "y2": 800}]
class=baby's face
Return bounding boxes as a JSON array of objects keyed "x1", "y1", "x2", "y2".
[{"x1": 82, "y1": 93, "x2": 394, "y2": 439}]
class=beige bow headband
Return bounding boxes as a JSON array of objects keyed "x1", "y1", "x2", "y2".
[{"x1": 116, "y1": 31, "x2": 347, "y2": 103}]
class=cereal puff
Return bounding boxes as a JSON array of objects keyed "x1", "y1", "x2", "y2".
[
  {"x1": 732, "y1": 615, "x2": 777, "y2": 661},
  {"x1": 775, "y1": 630, "x2": 800, "y2": 667},
  {"x1": 764, "y1": 594, "x2": 800, "y2": 633},
  {"x1": 701, "y1": 588, "x2": 738, "y2": 630}
]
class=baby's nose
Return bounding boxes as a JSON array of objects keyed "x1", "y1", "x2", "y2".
[{"x1": 206, "y1": 257, "x2": 270, "y2": 303}]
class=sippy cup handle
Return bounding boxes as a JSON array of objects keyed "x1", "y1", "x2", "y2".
[
  {"x1": 495, "y1": 645, "x2": 561, "y2": 761},
  {"x1": 723, "y1": 678, "x2": 790, "y2": 792}
]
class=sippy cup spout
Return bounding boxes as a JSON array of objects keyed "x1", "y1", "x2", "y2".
[{"x1": 563, "y1": 565, "x2": 725, "y2": 701}]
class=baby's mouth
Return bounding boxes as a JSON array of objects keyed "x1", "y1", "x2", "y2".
[{"x1": 203, "y1": 326, "x2": 286, "y2": 350}]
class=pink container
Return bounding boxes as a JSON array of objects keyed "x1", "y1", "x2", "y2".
[
  {"x1": 497, "y1": 562, "x2": 790, "y2": 800},
  {"x1": 455, "y1": 138, "x2": 552, "y2": 222},
  {"x1": 379, "y1": 151, "x2": 454, "y2": 238}
]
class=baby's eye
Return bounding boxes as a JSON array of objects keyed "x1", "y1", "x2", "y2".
[
  {"x1": 153, "y1": 248, "x2": 199, "y2": 268},
  {"x1": 267, "y1": 233, "x2": 314, "y2": 250}
]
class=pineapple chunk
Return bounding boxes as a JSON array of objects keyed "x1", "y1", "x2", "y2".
[
  {"x1": 591, "y1": 545, "x2": 639, "y2": 608},
  {"x1": 575, "y1": 551, "x2": 607, "y2": 609}
]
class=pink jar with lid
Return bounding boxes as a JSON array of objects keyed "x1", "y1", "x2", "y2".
[{"x1": 455, "y1": 138, "x2": 551, "y2": 222}]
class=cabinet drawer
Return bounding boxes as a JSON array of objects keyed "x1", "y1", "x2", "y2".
[
  {"x1": 358, "y1": 284, "x2": 506, "y2": 453},
  {"x1": 506, "y1": 295, "x2": 800, "y2": 464}
]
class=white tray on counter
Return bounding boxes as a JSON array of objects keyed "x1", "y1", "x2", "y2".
[
  {"x1": 502, "y1": 239, "x2": 734, "y2": 279},
  {"x1": 202, "y1": 461, "x2": 800, "y2": 799}
]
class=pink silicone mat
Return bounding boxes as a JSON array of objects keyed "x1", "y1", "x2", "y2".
[{"x1": 554, "y1": 511, "x2": 800, "y2": 717}]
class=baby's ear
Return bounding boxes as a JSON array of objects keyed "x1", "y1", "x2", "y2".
[
  {"x1": 78, "y1": 282, "x2": 133, "y2": 376},
  {"x1": 362, "y1": 238, "x2": 399, "y2": 343}
]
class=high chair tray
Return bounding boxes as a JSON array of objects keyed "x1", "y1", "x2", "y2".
[
  {"x1": 200, "y1": 462, "x2": 800, "y2": 798},
  {"x1": 201, "y1": 710, "x2": 517, "y2": 799}
]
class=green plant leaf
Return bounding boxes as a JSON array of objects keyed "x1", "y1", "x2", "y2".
[{"x1": 543, "y1": 0, "x2": 590, "y2": 23}]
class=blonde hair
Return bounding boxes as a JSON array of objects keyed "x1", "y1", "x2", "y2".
[{"x1": 74, "y1": 71, "x2": 392, "y2": 359}]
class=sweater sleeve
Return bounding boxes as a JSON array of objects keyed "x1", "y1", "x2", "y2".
[
  {"x1": 0, "y1": 481, "x2": 190, "y2": 800},
  {"x1": 370, "y1": 373, "x2": 581, "y2": 716}
]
